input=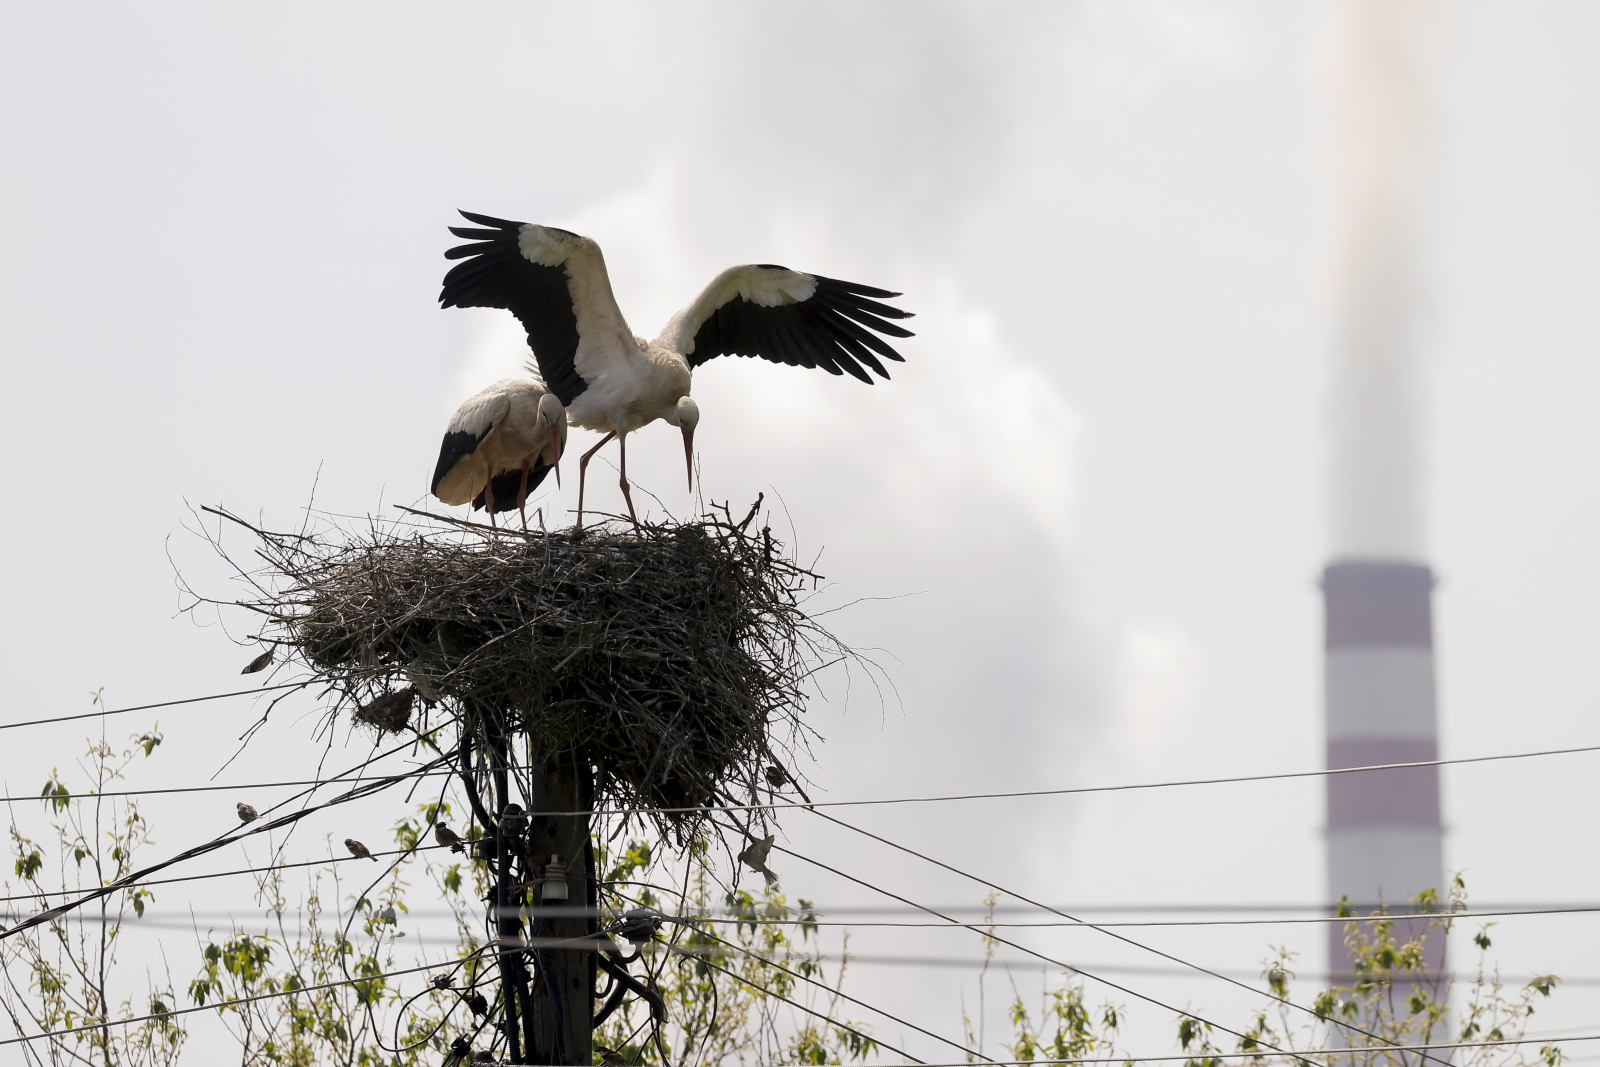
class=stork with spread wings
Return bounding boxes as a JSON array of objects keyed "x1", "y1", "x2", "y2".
[{"x1": 431, "y1": 211, "x2": 914, "y2": 529}]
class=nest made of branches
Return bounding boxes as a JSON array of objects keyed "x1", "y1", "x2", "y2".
[{"x1": 217, "y1": 502, "x2": 846, "y2": 838}]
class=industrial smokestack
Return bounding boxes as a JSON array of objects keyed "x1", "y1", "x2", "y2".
[
  {"x1": 1322, "y1": 560, "x2": 1444, "y2": 980},
  {"x1": 1319, "y1": 0, "x2": 1449, "y2": 984}
]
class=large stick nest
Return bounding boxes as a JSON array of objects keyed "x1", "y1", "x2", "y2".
[{"x1": 214, "y1": 503, "x2": 846, "y2": 838}]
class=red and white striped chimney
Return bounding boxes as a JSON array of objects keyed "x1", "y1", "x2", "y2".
[{"x1": 1322, "y1": 559, "x2": 1445, "y2": 981}]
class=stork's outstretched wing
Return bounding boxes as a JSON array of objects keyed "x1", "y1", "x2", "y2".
[
  {"x1": 656, "y1": 265, "x2": 913, "y2": 383},
  {"x1": 438, "y1": 212, "x2": 632, "y2": 405}
]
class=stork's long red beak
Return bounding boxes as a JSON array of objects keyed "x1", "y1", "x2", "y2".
[
  {"x1": 683, "y1": 429, "x2": 695, "y2": 491},
  {"x1": 548, "y1": 426, "x2": 563, "y2": 489}
]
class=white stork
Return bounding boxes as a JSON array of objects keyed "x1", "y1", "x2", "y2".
[
  {"x1": 438, "y1": 211, "x2": 914, "y2": 529},
  {"x1": 431, "y1": 379, "x2": 567, "y2": 528}
]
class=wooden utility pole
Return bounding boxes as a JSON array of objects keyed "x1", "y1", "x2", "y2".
[
  {"x1": 524, "y1": 758, "x2": 596, "y2": 1066},
  {"x1": 459, "y1": 718, "x2": 597, "y2": 1064}
]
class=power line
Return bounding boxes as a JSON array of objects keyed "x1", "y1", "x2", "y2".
[
  {"x1": 569, "y1": 739, "x2": 1600, "y2": 816},
  {"x1": 0, "y1": 682, "x2": 308, "y2": 730},
  {"x1": 668, "y1": 904, "x2": 1600, "y2": 929},
  {"x1": 608, "y1": 886, "x2": 982, "y2": 1061},
  {"x1": 692, "y1": 953, "x2": 927, "y2": 1065},
  {"x1": 14, "y1": 738, "x2": 1597, "y2": 810},
  {"x1": 16, "y1": 902, "x2": 1600, "y2": 930},
  {"x1": 0, "y1": 951, "x2": 478, "y2": 1048},
  {"x1": 435, "y1": 739, "x2": 1587, "y2": 825},
  {"x1": 20, "y1": 910, "x2": 1597, "y2": 988},
  {"x1": 0, "y1": 768, "x2": 457, "y2": 804},
  {"x1": 761, "y1": 836, "x2": 1305, "y2": 1064},
  {"x1": 809, "y1": 808, "x2": 1457, "y2": 1067},
  {"x1": 0, "y1": 843, "x2": 459, "y2": 905},
  {"x1": 861, "y1": 1033, "x2": 1600, "y2": 1066},
  {"x1": 0, "y1": 723, "x2": 458, "y2": 938}
]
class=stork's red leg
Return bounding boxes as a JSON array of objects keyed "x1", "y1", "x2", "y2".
[
  {"x1": 575, "y1": 432, "x2": 617, "y2": 533},
  {"x1": 617, "y1": 432, "x2": 640, "y2": 529},
  {"x1": 484, "y1": 468, "x2": 497, "y2": 529},
  {"x1": 517, "y1": 459, "x2": 532, "y2": 530}
]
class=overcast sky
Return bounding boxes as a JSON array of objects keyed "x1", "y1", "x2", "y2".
[{"x1": 2, "y1": 1, "x2": 1599, "y2": 1059}]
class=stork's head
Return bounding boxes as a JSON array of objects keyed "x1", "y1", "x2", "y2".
[
  {"x1": 537, "y1": 392, "x2": 567, "y2": 487},
  {"x1": 675, "y1": 396, "x2": 700, "y2": 490}
]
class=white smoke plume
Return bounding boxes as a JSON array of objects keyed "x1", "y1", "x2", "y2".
[{"x1": 1320, "y1": 0, "x2": 1450, "y2": 561}]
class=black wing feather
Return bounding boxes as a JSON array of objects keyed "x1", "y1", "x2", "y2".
[
  {"x1": 817, "y1": 307, "x2": 899, "y2": 369},
  {"x1": 820, "y1": 291, "x2": 913, "y2": 321},
  {"x1": 431, "y1": 428, "x2": 490, "y2": 495},
  {"x1": 438, "y1": 212, "x2": 588, "y2": 405},
  {"x1": 822, "y1": 316, "x2": 888, "y2": 377},
  {"x1": 447, "y1": 226, "x2": 507, "y2": 241},
  {"x1": 686, "y1": 273, "x2": 914, "y2": 380},
  {"x1": 815, "y1": 290, "x2": 916, "y2": 338}
]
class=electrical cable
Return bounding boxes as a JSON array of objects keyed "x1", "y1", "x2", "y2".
[
  {"x1": 0, "y1": 771, "x2": 464, "y2": 806},
  {"x1": 491, "y1": 739, "x2": 1600, "y2": 817},
  {"x1": 1, "y1": 764, "x2": 436, "y2": 939},
  {"x1": 605, "y1": 883, "x2": 979, "y2": 1059},
  {"x1": 685, "y1": 920, "x2": 984, "y2": 1059},
  {"x1": 0, "y1": 950, "x2": 486, "y2": 1048},
  {"x1": 0, "y1": 768, "x2": 459, "y2": 805},
  {"x1": 655, "y1": 904, "x2": 1600, "y2": 929},
  {"x1": 762, "y1": 829, "x2": 1472, "y2": 1067},
  {"x1": 0, "y1": 843, "x2": 460, "y2": 905},
  {"x1": 588, "y1": 742, "x2": 1600, "y2": 819},
  {"x1": 19, "y1": 908, "x2": 1594, "y2": 986},
  {"x1": 758, "y1": 836, "x2": 1303, "y2": 1063},
  {"x1": 0, "y1": 731, "x2": 457, "y2": 939},
  {"x1": 0, "y1": 682, "x2": 309, "y2": 730},
  {"x1": 850, "y1": 1031, "x2": 1600, "y2": 1066},
  {"x1": 809, "y1": 807, "x2": 1460, "y2": 1067},
  {"x1": 13, "y1": 739, "x2": 1596, "y2": 809},
  {"x1": 691, "y1": 954, "x2": 927, "y2": 1065}
]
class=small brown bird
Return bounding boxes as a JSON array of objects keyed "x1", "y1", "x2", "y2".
[
  {"x1": 236, "y1": 802, "x2": 259, "y2": 824},
  {"x1": 463, "y1": 990, "x2": 488, "y2": 1016},
  {"x1": 763, "y1": 763, "x2": 813, "y2": 803},
  {"x1": 240, "y1": 649, "x2": 274, "y2": 675},
  {"x1": 596, "y1": 1045, "x2": 631, "y2": 1066},
  {"x1": 344, "y1": 838, "x2": 377, "y2": 862},
  {"x1": 434, "y1": 823, "x2": 465, "y2": 853},
  {"x1": 431, "y1": 973, "x2": 454, "y2": 989},
  {"x1": 738, "y1": 834, "x2": 778, "y2": 887}
]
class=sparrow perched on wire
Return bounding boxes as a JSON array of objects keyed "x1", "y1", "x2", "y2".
[
  {"x1": 236, "y1": 802, "x2": 259, "y2": 824},
  {"x1": 240, "y1": 649, "x2": 274, "y2": 675},
  {"x1": 344, "y1": 838, "x2": 377, "y2": 862},
  {"x1": 738, "y1": 834, "x2": 778, "y2": 886},
  {"x1": 431, "y1": 973, "x2": 454, "y2": 989},
  {"x1": 434, "y1": 823, "x2": 465, "y2": 853},
  {"x1": 595, "y1": 1045, "x2": 631, "y2": 1066},
  {"x1": 463, "y1": 990, "x2": 488, "y2": 1016},
  {"x1": 472, "y1": 1052, "x2": 500, "y2": 1065}
]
